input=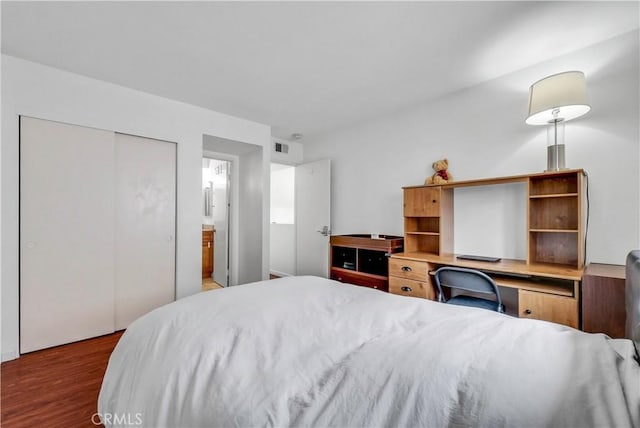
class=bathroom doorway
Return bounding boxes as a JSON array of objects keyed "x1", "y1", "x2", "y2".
[{"x1": 202, "y1": 157, "x2": 231, "y2": 289}]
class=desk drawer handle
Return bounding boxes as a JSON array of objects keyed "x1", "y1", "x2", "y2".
[
  {"x1": 524, "y1": 309, "x2": 532, "y2": 315},
  {"x1": 401, "y1": 286, "x2": 412, "y2": 292},
  {"x1": 401, "y1": 266, "x2": 412, "y2": 272}
]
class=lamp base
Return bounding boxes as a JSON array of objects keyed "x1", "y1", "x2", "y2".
[{"x1": 546, "y1": 143, "x2": 567, "y2": 172}]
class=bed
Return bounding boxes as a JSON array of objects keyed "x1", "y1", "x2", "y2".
[{"x1": 99, "y1": 272, "x2": 640, "y2": 427}]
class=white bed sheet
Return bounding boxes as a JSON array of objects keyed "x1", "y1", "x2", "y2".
[{"x1": 99, "y1": 276, "x2": 640, "y2": 427}]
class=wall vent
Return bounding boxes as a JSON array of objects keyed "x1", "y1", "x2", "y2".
[{"x1": 274, "y1": 141, "x2": 289, "y2": 154}]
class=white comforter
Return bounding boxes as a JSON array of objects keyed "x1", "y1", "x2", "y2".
[{"x1": 99, "y1": 276, "x2": 640, "y2": 427}]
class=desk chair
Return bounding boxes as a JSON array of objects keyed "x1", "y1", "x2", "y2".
[{"x1": 434, "y1": 267, "x2": 505, "y2": 313}]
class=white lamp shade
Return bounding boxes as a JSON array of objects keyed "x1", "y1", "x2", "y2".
[{"x1": 526, "y1": 71, "x2": 590, "y2": 125}]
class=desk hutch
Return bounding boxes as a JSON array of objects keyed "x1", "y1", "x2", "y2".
[{"x1": 390, "y1": 169, "x2": 586, "y2": 328}]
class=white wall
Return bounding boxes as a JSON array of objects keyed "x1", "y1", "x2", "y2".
[
  {"x1": 1, "y1": 55, "x2": 272, "y2": 361},
  {"x1": 270, "y1": 224, "x2": 296, "y2": 277},
  {"x1": 271, "y1": 138, "x2": 303, "y2": 165},
  {"x1": 237, "y1": 147, "x2": 265, "y2": 285},
  {"x1": 303, "y1": 31, "x2": 640, "y2": 265}
]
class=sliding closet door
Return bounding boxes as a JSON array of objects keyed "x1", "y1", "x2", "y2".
[
  {"x1": 20, "y1": 117, "x2": 116, "y2": 353},
  {"x1": 114, "y1": 133, "x2": 176, "y2": 330}
]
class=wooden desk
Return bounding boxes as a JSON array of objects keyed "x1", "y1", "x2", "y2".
[{"x1": 390, "y1": 252, "x2": 582, "y2": 328}]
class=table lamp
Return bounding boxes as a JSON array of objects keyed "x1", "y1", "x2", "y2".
[{"x1": 525, "y1": 71, "x2": 590, "y2": 171}]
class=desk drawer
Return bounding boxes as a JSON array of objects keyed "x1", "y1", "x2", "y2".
[
  {"x1": 519, "y1": 289, "x2": 578, "y2": 329},
  {"x1": 389, "y1": 277, "x2": 434, "y2": 299},
  {"x1": 389, "y1": 258, "x2": 428, "y2": 282}
]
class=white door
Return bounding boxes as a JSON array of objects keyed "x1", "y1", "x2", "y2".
[
  {"x1": 212, "y1": 161, "x2": 231, "y2": 287},
  {"x1": 114, "y1": 133, "x2": 176, "y2": 329},
  {"x1": 20, "y1": 117, "x2": 116, "y2": 353},
  {"x1": 295, "y1": 159, "x2": 331, "y2": 277}
]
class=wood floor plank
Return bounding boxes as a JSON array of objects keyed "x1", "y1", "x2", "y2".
[{"x1": 1, "y1": 331, "x2": 123, "y2": 428}]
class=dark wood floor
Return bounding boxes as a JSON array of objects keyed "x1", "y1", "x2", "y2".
[{"x1": 1, "y1": 331, "x2": 124, "y2": 428}]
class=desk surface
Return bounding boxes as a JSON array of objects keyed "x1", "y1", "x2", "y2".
[
  {"x1": 391, "y1": 252, "x2": 584, "y2": 281},
  {"x1": 584, "y1": 263, "x2": 625, "y2": 279}
]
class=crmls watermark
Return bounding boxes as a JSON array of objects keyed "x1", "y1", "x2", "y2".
[{"x1": 92, "y1": 412, "x2": 143, "y2": 426}]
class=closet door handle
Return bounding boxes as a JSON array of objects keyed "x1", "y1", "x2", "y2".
[{"x1": 401, "y1": 266, "x2": 412, "y2": 272}]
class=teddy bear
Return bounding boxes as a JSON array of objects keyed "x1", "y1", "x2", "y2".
[{"x1": 424, "y1": 158, "x2": 452, "y2": 185}]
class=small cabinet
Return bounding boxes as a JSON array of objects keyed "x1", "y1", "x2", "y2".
[
  {"x1": 582, "y1": 263, "x2": 626, "y2": 338},
  {"x1": 202, "y1": 229, "x2": 214, "y2": 279},
  {"x1": 403, "y1": 187, "x2": 441, "y2": 217},
  {"x1": 332, "y1": 246, "x2": 357, "y2": 271},
  {"x1": 518, "y1": 289, "x2": 578, "y2": 328},
  {"x1": 329, "y1": 234, "x2": 404, "y2": 292}
]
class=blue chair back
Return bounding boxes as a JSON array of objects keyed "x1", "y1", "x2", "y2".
[{"x1": 434, "y1": 267, "x2": 504, "y2": 313}]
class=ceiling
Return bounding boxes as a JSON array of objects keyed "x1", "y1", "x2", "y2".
[{"x1": 2, "y1": 1, "x2": 638, "y2": 140}]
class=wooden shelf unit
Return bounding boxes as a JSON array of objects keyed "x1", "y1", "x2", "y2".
[
  {"x1": 402, "y1": 187, "x2": 453, "y2": 255},
  {"x1": 401, "y1": 169, "x2": 585, "y2": 268},
  {"x1": 330, "y1": 234, "x2": 404, "y2": 292},
  {"x1": 528, "y1": 171, "x2": 585, "y2": 269},
  {"x1": 391, "y1": 169, "x2": 586, "y2": 328}
]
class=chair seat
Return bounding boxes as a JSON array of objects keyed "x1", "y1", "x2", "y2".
[{"x1": 447, "y1": 295, "x2": 503, "y2": 312}]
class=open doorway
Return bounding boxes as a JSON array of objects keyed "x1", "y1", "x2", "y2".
[
  {"x1": 202, "y1": 157, "x2": 231, "y2": 289},
  {"x1": 203, "y1": 134, "x2": 265, "y2": 286},
  {"x1": 270, "y1": 163, "x2": 295, "y2": 278},
  {"x1": 269, "y1": 159, "x2": 331, "y2": 278}
]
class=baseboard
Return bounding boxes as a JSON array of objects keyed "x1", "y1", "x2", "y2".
[
  {"x1": 269, "y1": 270, "x2": 292, "y2": 278},
  {"x1": 2, "y1": 349, "x2": 19, "y2": 362}
]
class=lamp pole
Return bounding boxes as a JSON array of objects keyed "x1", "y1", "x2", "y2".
[{"x1": 547, "y1": 108, "x2": 565, "y2": 172}]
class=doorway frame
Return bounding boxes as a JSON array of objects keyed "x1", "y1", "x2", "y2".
[
  {"x1": 269, "y1": 162, "x2": 297, "y2": 278},
  {"x1": 203, "y1": 150, "x2": 239, "y2": 286},
  {"x1": 203, "y1": 133, "x2": 268, "y2": 285}
]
